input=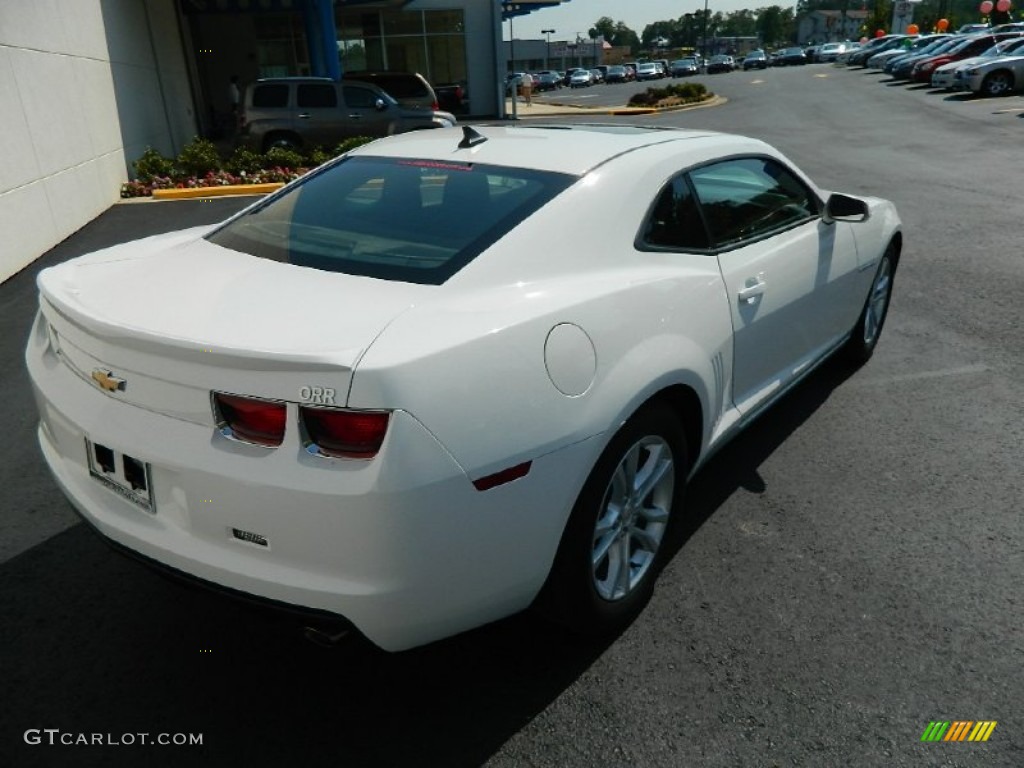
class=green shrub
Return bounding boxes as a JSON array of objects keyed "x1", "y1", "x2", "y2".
[
  {"x1": 176, "y1": 137, "x2": 222, "y2": 177},
  {"x1": 333, "y1": 136, "x2": 375, "y2": 156},
  {"x1": 302, "y1": 146, "x2": 335, "y2": 167},
  {"x1": 264, "y1": 146, "x2": 306, "y2": 169},
  {"x1": 132, "y1": 147, "x2": 175, "y2": 181},
  {"x1": 627, "y1": 82, "x2": 710, "y2": 108},
  {"x1": 225, "y1": 147, "x2": 265, "y2": 175}
]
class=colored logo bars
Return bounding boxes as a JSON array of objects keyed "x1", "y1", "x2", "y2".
[{"x1": 921, "y1": 721, "x2": 997, "y2": 742}]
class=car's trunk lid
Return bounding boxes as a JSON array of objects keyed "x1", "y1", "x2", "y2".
[{"x1": 37, "y1": 231, "x2": 427, "y2": 424}]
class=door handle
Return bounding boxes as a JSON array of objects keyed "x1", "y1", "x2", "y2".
[
  {"x1": 348, "y1": 114, "x2": 362, "y2": 119},
  {"x1": 297, "y1": 112, "x2": 311, "y2": 119},
  {"x1": 738, "y1": 276, "x2": 766, "y2": 304}
]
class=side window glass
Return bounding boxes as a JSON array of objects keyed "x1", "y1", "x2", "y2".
[
  {"x1": 641, "y1": 177, "x2": 710, "y2": 250},
  {"x1": 689, "y1": 157, "x2": 818, "y2": 248},
  {"x1": 297, "y1": 84, "x2": 337, "y2": 109},
  {"x1": 343, "y1": 85, "x2": 378, "y2": 109},
  {"x1": 252, "y1": 84, "x2": 288, "y2": 108}
]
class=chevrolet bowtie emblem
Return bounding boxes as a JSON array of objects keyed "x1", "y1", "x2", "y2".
[{"x1": 91, "y1": 369, "x2": 126, "y2": 392}]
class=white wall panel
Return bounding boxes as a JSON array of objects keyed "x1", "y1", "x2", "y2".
[
  {"x1": 0, "y1": 47, "x2": 42, "y2": 195},
  {"x1": 0, "y1": 0, "x2": 196, "y2": 283}
]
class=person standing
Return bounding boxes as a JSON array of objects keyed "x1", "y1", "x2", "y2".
[{"x1": 520, "y1": 72, "x2": 533, "y2": 106}]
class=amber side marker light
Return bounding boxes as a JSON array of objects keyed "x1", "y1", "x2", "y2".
[{"x1": 472, "y1": 461, "x2": 532, "y2": 491}]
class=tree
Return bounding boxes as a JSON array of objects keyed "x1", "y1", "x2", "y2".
[
  {"x1": 589, "y1": 16, "x2": 640, "y2": 53},
  {"x1": 588, "y1": 16, "x2": 616, "y2": 42},
  {"x1": 613, "y1": 21, "x2": 641, "y2": 53},
  {"x1": 641, "y1": 19, "x2": 683, "y2": 49},
  {"x1": 720, "y1": 9, "x2": 758, "y2": 37},
  {"x1": 757, "y1": 5, "x2": 796, "y2": 46}
]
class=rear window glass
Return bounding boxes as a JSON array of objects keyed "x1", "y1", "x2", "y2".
[
  {"x1": 206, "y1": 156, "x2": 575, "y2": 285},
  {"x1": 252, "y1": 84, "x2": 288, "y2": 108}
]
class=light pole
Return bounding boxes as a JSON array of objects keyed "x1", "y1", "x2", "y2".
[
  {"x1": 701, "y1": 0, "x2": 710, "y2": 64},
  {"x1": 542, "y1": 29, "x2": 555, "y2": 70}
]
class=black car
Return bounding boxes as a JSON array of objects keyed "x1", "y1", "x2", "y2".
[
  {"x1": 605, "y1": 65, "x2": 629, "y2": 83},
  {"x1": 742, "y1": 50, "x2": 768, "y2": 70},
  {"x1": 706, "y1": 55, "x2": 735, "y2": 74},
  {"x1": 670, "y1": 58, "x2": 700, "y2": 77},
  {"x1": 777, "y1": 47, "x2": 808, "y2": 65},
  {"x1": 534, "y1": 72, "x2": 562, "y2": 92}
]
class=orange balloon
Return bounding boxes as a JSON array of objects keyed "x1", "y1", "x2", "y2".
[
  {"x1": 936, "y1": 18, "x2": 950, "y2": 30},
  {"x1": 906, "y1": 23, "x2": 920, "y2": 34}
]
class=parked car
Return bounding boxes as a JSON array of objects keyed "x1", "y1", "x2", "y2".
[
  {"x1": 706, "y1": 54, "x2": 736, "y2": 73},
  {"x1": 605, "y1": 65, "x2": 629, "y2": 83},
  {"x1": 868, "y1": 35, "x2": 950, "y2": 69},
  {"x1": 931, "y1": 36, "x2": 1024, "y2": 89},
  {"x1": 435, "y1": 81, "x2": 468, "y2": 113},
  {"x1": 589, "y1": 68, "x2": 605, "y2": 84},
  {"x1": 670, "y1": 58, "x2": 700, "y2": 76},
  {"x1": 27, "y1": 124, "x2": 901, "y2": 651},
  {"x1": 239, "y1": 77, "x2": 455, "y2": 152},
  {"x1": 343, "y1": 70, "x2": 439, "y2": 111},
  {"x1": 845, "y1": 35, "x2": 910, "y2": 67},
  {"x1": 777, "y1": 47, "x2": 809, "y2": 65},
  {"x1": 910, "y1": 33, "x2": 1017, "y2": 84},
  {"x1": 636, "y1": 62, "x2": 661, "y2": 80},
  {"x1": 742, "y1": 50, "x2": 768, "y2": 70},
  {"x1": 965, "y1": 48, "x2": 1024, "y2": 95},
  {"x1": 534, "y1": 72, "x2": 562, "y2": 91},
  {"x1": 887, "y1": 37, "x2": 962, "y2": 77},
  {"x1": 569, "y1": 69, "x2": 594, "y2": 87},
  {"x1": 816, "y1": 42, "x2": 850, "y2": 62}
]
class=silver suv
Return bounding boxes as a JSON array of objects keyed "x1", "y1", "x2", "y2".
[{"x1": 240, "y1": 77, "x2": 456, "y2": 152}]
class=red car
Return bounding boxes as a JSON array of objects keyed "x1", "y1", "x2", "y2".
[{"x1": 911, "y1": 33, "x2": 1020, "y2": 82}]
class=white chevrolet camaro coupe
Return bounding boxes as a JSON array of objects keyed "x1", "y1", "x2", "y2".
[{"x1": 27, "y1": 125, "x2": 901, "y2": 651}]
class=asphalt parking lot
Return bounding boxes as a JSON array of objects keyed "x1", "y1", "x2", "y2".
[{"x1": 3, "y1": 66, "x2": 1023, "y2": 767}]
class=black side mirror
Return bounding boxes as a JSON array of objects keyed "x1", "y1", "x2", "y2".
[
  {"x1": 823, "y1": 192, "x2": 870, "y2": 224},
  {"x1": 375, "y1": 98, "x2": 387, "y2": 112}
]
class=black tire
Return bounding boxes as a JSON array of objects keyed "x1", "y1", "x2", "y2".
[
  {"x1": 537, "y1": 403, "x2": 687, "y2": 636},
  {"x1": 844, "y1": 242, "x2": 897, "y2": 365},
  {"x1": 981, "y1": 71, "x2": 1013, "y2": 97},
  {"x1": 263, "y1": 134, "x2": 302, "y2": 153}
]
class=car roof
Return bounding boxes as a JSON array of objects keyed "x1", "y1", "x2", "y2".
[{"x1": 349, "y1": 124, "x2": 746, "y2": 177}]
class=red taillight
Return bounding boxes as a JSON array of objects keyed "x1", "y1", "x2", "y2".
[
  {"x1": 301, "y1": 407, "x2": 389, "y2": 459},
  {"x1": 213, "y1": 393, "x2": 286, "y2": 447},
  {"x1": 431, "y1": 99, "x2": 440, "y2": 111}
]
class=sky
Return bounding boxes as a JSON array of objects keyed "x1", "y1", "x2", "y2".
[{"x1": 510, "y1": 0, "x2": 762, "y2": 41}]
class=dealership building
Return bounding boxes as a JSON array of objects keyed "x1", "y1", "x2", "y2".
[{"x1": 0, "y1": 0, "x2": 565, "y2": 283}]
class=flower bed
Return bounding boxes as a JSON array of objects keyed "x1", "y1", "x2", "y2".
[
  {"x1": 121, "y1": 137, "x2": 374, "y2": 198},
  {"x1": 627, "y1": 82, "x2": 713, "y2": 109}
]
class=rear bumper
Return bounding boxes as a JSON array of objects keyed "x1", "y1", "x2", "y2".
[{"x1": 27, "y1": 315, "x2": 592, "y2": 651}]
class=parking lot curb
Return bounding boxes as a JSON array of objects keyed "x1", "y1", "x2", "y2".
[
  {"x1": 150, "y1": 182, "x2": 285, "y2": 200},
  {"x1": 514, "y1": 94, "x2": 727, "y2": 119}
]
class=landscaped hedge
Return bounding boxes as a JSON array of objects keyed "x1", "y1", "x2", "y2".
[
  {"x1": 121, "y1": 136, "x2": 375, "y2": 198},
  {"x1": 627, "y1": 82, "x2": 712, "y2": 108}
]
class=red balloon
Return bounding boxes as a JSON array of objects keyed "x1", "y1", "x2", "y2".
[
  {"x1": 936, "y1": 17, "x2": 950, "y2": 30},
  {"x1": 875, "y1": 29, "x2": 886, "y2": 37},
  {"x1": 995, "y1": 0, "x2": 1011, "y2": 11},
  {"x1": 979, "y1": 0, "x2": 994, "y2": 13}
]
